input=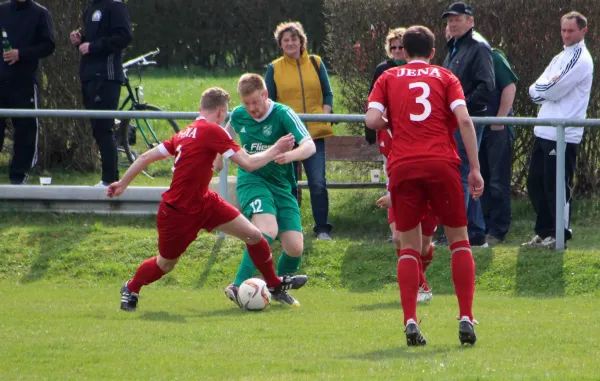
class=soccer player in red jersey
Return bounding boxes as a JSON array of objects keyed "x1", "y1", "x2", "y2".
[
  {"x1": 107, "y1": 87, "x2": 308, "y2": 311},
  {"x1": 366, "y1": 25, "x2": 483, "y2": 346},
  {"x1": 375, "y1": 127, "x2": 436, "y2": 303}
]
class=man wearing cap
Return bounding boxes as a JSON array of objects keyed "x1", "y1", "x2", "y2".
[{"x1": 436, "y1": 2, "x2": 495, "y2": 248}]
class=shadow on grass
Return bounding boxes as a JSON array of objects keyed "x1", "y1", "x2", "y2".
[
  {"x1": 341, "y1": 345, "x2": 451, "y2": 361},
  {"x1": 515, "y1": 246, "x2": 565, "y2": 297},
  {"x1": 195, "y1": 236, "x2": 225, "y2": 288},
  {"x1": 19, "y1": 225, "x2": 94, "y2": 283},
  {"x1": 425, "y1": 246, "x2": 495, "y2": 295},
  {"x1": 194, "y1": 304, "x2": 289, "y2": 318},
  {"x1": 340, "y1": 242, "x2": 397, "y2": 292},
  {"x1": 353, "y1": 301, "x2": 399, "y2": 311},
  {"x1": 139, "y1": 311, "x2": 188, "y2": 323}
]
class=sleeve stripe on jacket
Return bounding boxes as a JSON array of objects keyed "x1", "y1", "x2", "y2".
[{"x1": 535, "y1": 48, "x2": 582, "y2": 92}]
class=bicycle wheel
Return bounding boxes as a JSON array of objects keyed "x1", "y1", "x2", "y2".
[{"x1": 120, "y1": 103, "x2": 180, "y2": 178}]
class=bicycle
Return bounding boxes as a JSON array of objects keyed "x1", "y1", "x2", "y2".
[{"x1": 115, "y1": 48, "x2": 180, "y2": 178}]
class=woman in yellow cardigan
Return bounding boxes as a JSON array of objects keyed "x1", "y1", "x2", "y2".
[{"x1": 265, "y1": 21, "x2": 334, "y2": 240}]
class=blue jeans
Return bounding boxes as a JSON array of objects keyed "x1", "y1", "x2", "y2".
[
  {"x1": 292, "y1": 138, "x2": 332, "y2": 234},
  {"x1": 480, "y1": 126, "x2": 514, "y2": 239},
  {"x1": 453, "y1": 125, "x2": 485, "y2": 240}
]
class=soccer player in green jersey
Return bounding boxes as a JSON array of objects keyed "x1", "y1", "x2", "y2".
[{"x1": 223, "y1": 73, "x2": 316, "y2": 307}]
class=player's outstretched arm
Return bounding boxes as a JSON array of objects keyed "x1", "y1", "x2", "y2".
[
  {"x1": 365, "y1": 108, "x2": 389, "y2": 130},
  {"x1": 230, "y1": 133, "x2": 295, "y2": 172},
  {"x1": 454, "y1": 105, "x2": 484, "y2": 200},
  {"x1": 274, "y1": 138, "x2": 316, "y2": 165},
  {"x1": 106, "y1": 147, "x2": 166, "y2": 198}
]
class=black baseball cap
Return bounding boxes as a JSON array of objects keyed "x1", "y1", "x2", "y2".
[{"x1": 442, "y1": 2, "x2": 473, "y2": 19}]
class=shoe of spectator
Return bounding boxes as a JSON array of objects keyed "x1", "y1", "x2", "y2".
[
  {"x1": 10, "y1": 174, "x2": 29, "y2": 185},
  {"x1": 521, "y1": 235, "x2": 544, "y2": 247},
  {"x1": 316, "y1": 232, "x2": 332, "y2": 241},
  {"x1": 469, "y1": 235, "x2": 489, "y2": 248},
  {"x1": 94, "y1": 181, "x2": 110, "y2": 187},
  {"x1": 485, "y1": 235, "x2": 505, "y2": 246}
]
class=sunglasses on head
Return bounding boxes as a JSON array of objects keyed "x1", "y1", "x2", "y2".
[{"x1": 390, "y1": 45, "x2": 404, "y2": 51}]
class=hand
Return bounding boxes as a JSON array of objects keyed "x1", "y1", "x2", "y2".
[
  {"x1": 79, "y1": 42, "x2": 90, "y2": 55},
  {"x1": 376, "y1": 194, "x2": 392, "y2": 209},
  {"x1": 323, "y1": 105, "x2": 332, "y2": 114},
  {"x1": 3, "y1": 50, "x2": 19, "y2": 65},
  {"x1": 107, "y1": 181, "x2": 126, "y2": 198},
  {"x1": 70, "y1": 30, "x2": 82, "y2": 45},
  {"x1": 274, "y1": 151, "x2": 293, "y2": 165},
  {"x1": 490, "y1": 125, "x2": 505, "y2": 131},
  {"x1": 468, "y1": 170, "x2": 484, "y2": 200},
  {"x1": 273, "y1": 133, "x2": 295, "y2": 153}
]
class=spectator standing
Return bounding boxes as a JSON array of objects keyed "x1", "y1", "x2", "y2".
[
  {"x1": 70, "y1": 0, "x2": 132, "y2": 186},
  {"x1": 525, "y1": 11, "x2": 593, "y2": 249},
  {"x1": 264, "y1": 21, "x2": 334, "y2": 240},
  {"x1": 0, "y1": 0, "x2": 55, "y2": 184},
  {"x1": 480, "y1": 48, "x2": 518, "y2": 245},
  {"x1": 365, "y1": 27, "x2": 407, "y2": 145},
  {"x1": 437, "y1": 2, "x2": 495, "y2": 248}
]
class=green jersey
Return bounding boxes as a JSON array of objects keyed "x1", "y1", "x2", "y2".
[{"x1": 230, "y1": 101, "x2": 312, "y2": 189}]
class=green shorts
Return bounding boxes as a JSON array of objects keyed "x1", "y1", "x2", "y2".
[{"x1": 237, "y1": 181, "x2": 302, "y2": 233}]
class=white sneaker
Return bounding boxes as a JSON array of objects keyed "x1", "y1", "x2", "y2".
[
  {"x1": 522, "y1": 235, "x2": 544, "y2": 247},
  {"x1": 540, "y1": 236, "x2": 558, "y2": 249},
  {"x1": 94, "y1": 181, "x2": 109, "y2": 187},
  {"x1": 417, "y1": 286, "x2": 433, "y2": 303}
]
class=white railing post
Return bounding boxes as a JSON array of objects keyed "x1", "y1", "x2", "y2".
[{"x1": 555, "y1": 124, "x2": 566, "y2": 251}]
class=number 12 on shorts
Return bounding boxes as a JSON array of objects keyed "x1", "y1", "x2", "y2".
[{"x1": 250, "y1": 199, "x2": 263, "y2": 213}]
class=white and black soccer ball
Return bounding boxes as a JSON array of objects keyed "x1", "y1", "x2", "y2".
[{"x1": 237, "y1": 278, "x2": 271, "y2": 311}]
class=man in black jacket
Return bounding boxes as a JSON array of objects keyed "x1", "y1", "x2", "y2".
[
  {"x1": 0, "y1": 0, "x2": 55, "y2": 184},
  {"x1": 437, "y1": 2, "x2": 495, "y2": 248},
  {"x1": 70, "y1": 0, "x2": 132, "y2": 186}
]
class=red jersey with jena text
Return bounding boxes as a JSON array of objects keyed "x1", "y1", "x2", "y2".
[
  {"x1": 158, "y1": 118, "x2": 241, "y2": 213},
  {"x1": 367, "y1": 61, "x2": 465, "y2": 172}
]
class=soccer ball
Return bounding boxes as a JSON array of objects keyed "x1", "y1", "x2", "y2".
[{"x1": 237, "y1": 278, "x2": 271, "y2": 311}]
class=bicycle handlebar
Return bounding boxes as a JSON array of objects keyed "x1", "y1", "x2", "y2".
[{"x1": 123, "y1": 48, "x2": 160, "y2": 69}]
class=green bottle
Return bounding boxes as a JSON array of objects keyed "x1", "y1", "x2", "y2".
[{"x1": 2, "y1": 28, "x2": 12, "y2": 53}]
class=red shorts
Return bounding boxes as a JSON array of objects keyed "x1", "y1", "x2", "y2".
[
  {"x1": 387, "y1": 205, "x2": 438, "y2": 236},
  {"x1": 157, "y1": 192, "x2": 240, "y2": 260},
  {"x1": 390, "y1": 160, "x2": 466, "y2": 232}
]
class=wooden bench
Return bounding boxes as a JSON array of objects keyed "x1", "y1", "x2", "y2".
[{"x1": 295, "y1": 136, "x2": 386, "y2": 205}]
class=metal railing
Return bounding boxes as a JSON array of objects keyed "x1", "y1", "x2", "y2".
[{"x1": 1, "y1": 108, "x2": 596, "y2": 251}]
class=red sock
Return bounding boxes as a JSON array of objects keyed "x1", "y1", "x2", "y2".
[
  {"x1": 416, "y1": 253, "x2": 429, "y2": 290},
  {"x1": 450, "y1": 240, "x2": 475, "y2": 321},
  {"x1": 127, "y1": 256, "x2": 166, "y2": 294},
  {"x1": 397, "y1": 248, "x2": 420, "y2": 325},
  {"x1": 246, "y1": 237, "x2": 280, "y2": 288},
  {"x1": 422, "y1": 244, "x2": 434, "y2": 272}
]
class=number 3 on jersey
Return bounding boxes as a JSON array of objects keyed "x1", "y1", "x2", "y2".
[{"x1": 409, "y1": 82, "x2": 432, "y2": 122}]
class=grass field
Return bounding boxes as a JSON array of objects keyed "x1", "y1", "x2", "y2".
[
  {"x1": 2, "y1": 193, "x2": 600, "y2": 379},
  {"x1": 1, "y1": 71, "x2": 600, "y2": 379}
]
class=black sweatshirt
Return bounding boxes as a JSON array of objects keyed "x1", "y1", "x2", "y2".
[
  {"x1": 79, "y1": 0, "x2": 132, "y2": 83},
  {"x1": 0, "y1": 0, "x2": 55, "y2": 84}
]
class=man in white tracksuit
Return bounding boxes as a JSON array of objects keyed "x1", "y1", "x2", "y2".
[{"x1": 526, "y1": 11, "x2": 593, "y2": 249}]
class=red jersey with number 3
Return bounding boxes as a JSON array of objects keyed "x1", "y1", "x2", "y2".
[
  {"x1": 367, "y1": 61, "x2": 465, "y2": 173},
  {"x1": 158, "y1": 117, "x2": 241, "y2": 213}
]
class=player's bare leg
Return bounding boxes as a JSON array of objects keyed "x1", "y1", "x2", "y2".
[
  {"x1": 397, "y1": 223, "x2": 426, "y2": 346},
  {"x1": 445, "y1": 225, "x2": 476, "y2": 345}
]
